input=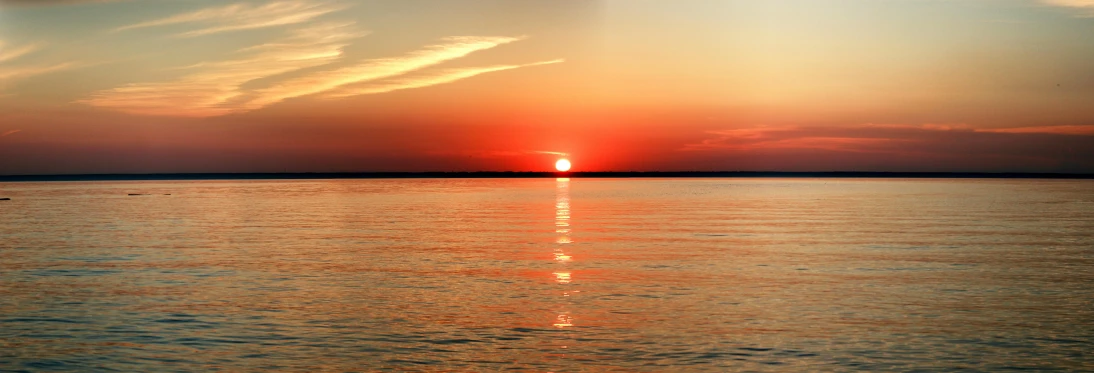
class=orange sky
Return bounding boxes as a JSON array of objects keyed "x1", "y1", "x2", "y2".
[{"x1": 1, "y1": 0, "x2": 1093, "y2": 174}]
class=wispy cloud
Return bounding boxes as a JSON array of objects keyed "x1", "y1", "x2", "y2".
[
  {"x1": 80, "y1": 30, "x2": 548, "y2": 117},
  {"x1": 0, "y1": 62, "x2": 77, "y2": 82},
  {"x1": 982, "y1": 125, "x2": 1094, "y2": 135},
  {"x1": 86, "y1": 0, "x2": 560, "y2": 117},
  {"x1": 0, "y1": 0, "x2": 128, "y2": 6},
  {"x1": 428, "y1": 149, "x2": 571, "y2": 159},
  {"x1": 679, "y1": 123, "x2": 1094, "y2": 171},
  {"x1": 1040, "y1": 0, "x2": 1094, "y2": 15},
  {"x1": 0, "y1": 129, "x2": 21, "y2": 137},
  {"x1": 685, "y1": 126, "x2": 902, "y2": 154},
  {"x1": 81, "y1": 22, "x2": 366, "y2": 117},
  {"x1": 114, "y1": 0, "x2": 346, "y2": 37},
  {"x1": 324, "y1": 59, "x2": 564, "y2": 98},
  {"x1": 239, "y1": 36, "x2": 525, "y2": 111},
  {"x1": 0, "y1": 41, "x2": 40, "y2": 64},
  {"x1": 684, "y1": 124, "x2": 1094, "y2": 159},
  {"x1": 0, "y1": 40, "x2": 77, "y2": 88}
]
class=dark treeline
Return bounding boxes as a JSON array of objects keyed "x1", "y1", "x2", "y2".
[{"x1": 1, "y1": 171, "x2": 1092, "y2": 182}]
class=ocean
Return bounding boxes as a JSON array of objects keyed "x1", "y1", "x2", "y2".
[{"x1": 1, "y1": 178, "x2": 1092, "y2": 371}]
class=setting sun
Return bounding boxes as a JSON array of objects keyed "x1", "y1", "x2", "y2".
[{"x1": 555, "y1": 159, "x2": 571, "y2": 172}]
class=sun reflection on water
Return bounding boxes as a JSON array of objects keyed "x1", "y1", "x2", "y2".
[
  {"x1": 554, "y1": 252, "x2": 572, "y2": 262},
  {"x1": 553, "y1": 313, "x2": 574, "y2": 328},
  {"x1": 553, "y1": 177, "x2": 574, "y2": 330}
]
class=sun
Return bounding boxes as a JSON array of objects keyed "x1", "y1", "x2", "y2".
[{"x1": 555, "y1": 159, "x2": 572, "y2": 172}]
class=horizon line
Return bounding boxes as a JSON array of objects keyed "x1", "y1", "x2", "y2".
[{"x1": 1, "y1": 171, "x2": 1092, "y2": 182}]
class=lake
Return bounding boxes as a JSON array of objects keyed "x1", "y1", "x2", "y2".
[{"x1": 1, "y1": 178, "x2": 1092, "y2": 371}]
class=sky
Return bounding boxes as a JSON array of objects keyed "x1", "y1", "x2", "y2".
[{"x1": 0, "y1": 0, "x2": 1092, "y2": 174}]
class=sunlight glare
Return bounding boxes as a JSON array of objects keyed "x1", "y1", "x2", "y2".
[{"x1": 555, "y1": 159, "x2": 571, "y2": 172}]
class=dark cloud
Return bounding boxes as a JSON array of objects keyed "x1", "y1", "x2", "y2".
[{"x1": 683, "y1": 125, "x2": 1094, "y2": 173}]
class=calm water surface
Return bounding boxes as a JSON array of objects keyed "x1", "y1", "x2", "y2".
[{"x1": 1, "y1": 178, "x2": 1092, "y2": 372}]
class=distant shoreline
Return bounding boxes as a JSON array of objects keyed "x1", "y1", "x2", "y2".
[{"x1": 1, "y1": 171, "x2": 1092, "y2": 182}]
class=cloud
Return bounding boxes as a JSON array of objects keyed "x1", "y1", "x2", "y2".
[
  {"x1": 80, "y1": 22, "x2": 366, "y2": 117},
  {"x1": 0, "y1": 62, "x2": 76, "y2": 82},
  {"x1": 1041, "y1": 0, "x2": 1094, "y2": 15},
  {"x1": 686, "y1": 124, "x2": 1094, "y2": 153},
  {"x1": 983, "y1": 125, "x2": 1094, "y2": 135},
  {"x1": 427, "y1": 149, "x2": 571, "y2": 159},
  {"x1": 685, "y1": 126, "x2": 893, "y2": 153},
  {"x1": 114, "y1": 0, "x2": 346, "y2": 37},
  {"x1": 0, "y1": 0, "x2": 127, "y2": 6},
  {"x1": 0, "y1": 129, "x2": 21, "y2": 137},
  {"x1": 239, "y1": 36, "x2": 525, "y2": 111},
  {"x1": 0, "y1": 40, "x2": 77, "y2": 88},
  {"x1": 429, "y1": 150, "x2": 528, "y2": 158},
  {"x1": 0, "y1": 41, "x2": 39, "y2": 64},
  {"x1": 323, "y1": 59, "x2": 564, "y2": 98},
  {"x1": 80, "y1": 30, "x2": 542, "y2": 117},
  {"x1": 1042, "y1": 0, "x2": 1094, "y2": 8},
  {"x1": 683, "y1": 124, "x2": 1094, "y2": 171},
  {"x1": 85, "y1": 3, "x2": 559, "y2": 118}
]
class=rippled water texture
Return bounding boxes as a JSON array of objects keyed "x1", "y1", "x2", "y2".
[{"x1": 1, "y1": 178, "x2": 1092, "y2": 371}]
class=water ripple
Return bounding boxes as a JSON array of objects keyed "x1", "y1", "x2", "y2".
[{"x1": 1, "y1": 179, "x2": 1092, "y2": 371}]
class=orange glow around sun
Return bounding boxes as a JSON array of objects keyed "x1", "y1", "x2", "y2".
[{"x1": 555, "y1": 159, "x2": 572, "y2": 172}]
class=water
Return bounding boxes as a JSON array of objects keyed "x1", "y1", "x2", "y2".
[{"x1": 1, "y1": 178, "x2": 1092, "y2": 372}]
